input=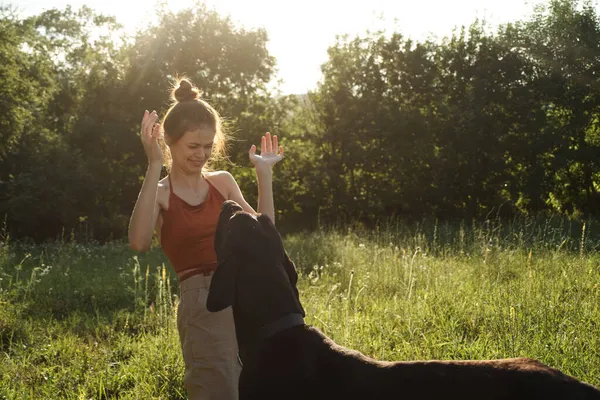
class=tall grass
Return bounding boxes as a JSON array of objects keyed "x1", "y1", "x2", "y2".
[{"x1": 1, "y1": 216, "x2": 599, "y2": 398}]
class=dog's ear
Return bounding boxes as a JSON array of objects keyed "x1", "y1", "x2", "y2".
[
  {"x1": 258, "y1": 215, "x2": 298, "y2": 280},
  {"x1": 256, "y1": 215, "x2": 304, "y2": 312},
  {"x1": 206, "y1": 255, "x2": 238, "y2": 312},
  {"x1": 256, "y1": 215, "x2": 296, "y2": 284},
  {"x1": 283, "y1": 251, "x2": 299, "y2": 288},
  {"x1": 283, "y1": 251, "x2": 304, "y2": 316}
]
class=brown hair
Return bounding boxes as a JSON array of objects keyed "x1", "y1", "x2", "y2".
[{"x1": 160, "y1": 77, "x2": 228, "y2": 171}]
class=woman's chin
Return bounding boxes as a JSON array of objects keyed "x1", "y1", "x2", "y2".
[
  {"x1": 174, "y1": 161, "x2": 204, "y2": 174},
  {"x1": 189, "y1": 161, "x2": 205, "y2": 170}
]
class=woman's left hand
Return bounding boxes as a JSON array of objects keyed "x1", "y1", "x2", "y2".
[{"x1": 249, "y1": 132, "x2": 284, "y2": 173}]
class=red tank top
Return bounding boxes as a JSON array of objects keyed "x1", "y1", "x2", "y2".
[{"x1": 160, "y1": 175, "x2": 226, "y2": 281}]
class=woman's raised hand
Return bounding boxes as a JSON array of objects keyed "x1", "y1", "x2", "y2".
[
  {"x1": 140, "y1": 110, "x2": 163, "y2": 166},
  {"x1": 249, "y1": 132, "x2": 284, "y2": 173}
]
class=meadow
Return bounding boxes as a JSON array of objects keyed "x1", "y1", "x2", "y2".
[{"x1": 1, "y1": 217, "x2": 599, "y2": 399}]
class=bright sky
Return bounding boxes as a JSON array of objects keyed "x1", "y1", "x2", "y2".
[{"x1": 18, "y1": 0, "x2": 539, "y2": 94}]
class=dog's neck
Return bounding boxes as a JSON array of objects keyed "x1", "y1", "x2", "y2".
[
  {"x1": 258, "y1": 312, "x2": 305, "y2": 339},
  {"x1": 235, "y1": 311, "x2": 305, "y2": 365}
]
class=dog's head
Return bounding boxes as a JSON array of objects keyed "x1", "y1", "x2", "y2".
[{"x1": 207, "y1": 200, "x2": 304, "y2": 350}]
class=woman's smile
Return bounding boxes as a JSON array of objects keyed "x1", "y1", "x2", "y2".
[{"x1": 189, "y1": 158, "x2": 205, "y2": 167}]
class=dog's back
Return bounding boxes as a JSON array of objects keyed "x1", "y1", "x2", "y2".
[{"x1": 246, "y1": 325, "x2": 600, "y2": 400}]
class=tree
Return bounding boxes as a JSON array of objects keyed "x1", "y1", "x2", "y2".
[{"x1": 520, "y1": 0, "x2": 600, "y2": 215}]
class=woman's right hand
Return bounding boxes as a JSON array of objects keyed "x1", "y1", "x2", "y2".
[{"x1": 140, "y1": 110, "x2": 163, "y2": 165}]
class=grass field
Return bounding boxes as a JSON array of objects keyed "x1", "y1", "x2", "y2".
[{"x1": 1, "y1": 217, "x2": 599, "y2": 398}]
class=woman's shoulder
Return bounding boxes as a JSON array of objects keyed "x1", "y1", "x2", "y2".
[
  {"x1": 204, "y1": 170, "x2": 238, "y2": 185},
  {"x1": 204, "y1": 170, "x2": 233, "y2": 179},
  {"x1": 204, "y1": 170, "x2": 236, "y2": 199}
]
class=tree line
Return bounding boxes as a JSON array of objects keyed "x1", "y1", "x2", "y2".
[{"x1": 1, "y1": 0, "x2": 599, "y2": 242}]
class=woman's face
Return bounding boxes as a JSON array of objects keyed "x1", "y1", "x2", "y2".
[{"x1": 167, "y1": 126, "x2": 215, "y2": 173}]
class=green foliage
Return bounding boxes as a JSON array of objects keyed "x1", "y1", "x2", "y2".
[
  {"x1": 289, "y1": 0, "x2": 600, "y2": 224},
  {"x1": 0, "y1": 3, "x2": 288, "y2": 241},
  {"x1": 0, "y1": 7, "x2": 55, "y2": 159},
  {"x1": 3, "y1": 0, "x2": 600, "y2": 241}
]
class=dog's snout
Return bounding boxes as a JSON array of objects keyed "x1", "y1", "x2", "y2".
[{"x1": 222, "y1": 200, "x2": 243, "y2": 214}]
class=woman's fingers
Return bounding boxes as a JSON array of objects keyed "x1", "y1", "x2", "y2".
[
  {"x1": 272, "y1": 134, "x2": 278, "y2": 155},
  {"x1": 141, "y1": 111, "x2": 149, "y2": 136},
  {"x1": 252, "y1": 132, "x2": 282, "y2": 158},
  {"x1": 265, "y1": 132, "x2": 273, "y2": 153},
  {"x1": 141, "y1": 110, "x2": 154, "y2": 128},
  {"x1": 149, "y1": 111, "x2": 158, "y2": 132},
  {"x1": 152, "y1": 123, "x2": 160, "y2": 139},
  {"x1": 142, "y1": 111, "x2": 158, "y2": 141}
]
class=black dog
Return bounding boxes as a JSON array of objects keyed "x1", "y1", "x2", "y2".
[{"x1": 207, "y1": 200, "x2": 600, "y2": 400}]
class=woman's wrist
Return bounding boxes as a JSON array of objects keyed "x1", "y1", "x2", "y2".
[
  {"x1": 255, "y1": 166, "x2": 273, "y2": 181},
  {"x1": 148, "y1": 161, "x2": 163, "y2": 171}
]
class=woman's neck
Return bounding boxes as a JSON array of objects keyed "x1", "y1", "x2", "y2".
[{"x1": 169, "y1": 167, "x2": 205, "y2": 191}]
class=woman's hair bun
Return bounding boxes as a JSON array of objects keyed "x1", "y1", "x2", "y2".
[{"x1": 173, "y1": 78, "x2": 200, "y2": 102}]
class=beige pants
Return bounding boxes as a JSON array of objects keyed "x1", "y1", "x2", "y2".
[{"x1": 178, "y1": 274, "x2": 241, "y2": 400}]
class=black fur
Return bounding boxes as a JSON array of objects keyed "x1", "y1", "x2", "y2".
[{"x1": 207, "y1": 200, "x2": 600, "y2": 400}]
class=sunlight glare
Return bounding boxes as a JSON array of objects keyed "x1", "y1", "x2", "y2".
[{"x1": 21, "y1": 0, "x2": 538, "y2": 94}]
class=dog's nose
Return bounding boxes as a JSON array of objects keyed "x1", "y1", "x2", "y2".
[{"x1": 222, "y1": 200, "x2": 243, "y2": 213}]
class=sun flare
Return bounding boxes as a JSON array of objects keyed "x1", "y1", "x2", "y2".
[{"x1": 22, "y1": 0, "x2": 537, "y2": 94}]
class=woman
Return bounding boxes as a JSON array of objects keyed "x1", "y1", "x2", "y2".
[{"x1": 128, "y1": 77, "x2": 283, "y2": 399}]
